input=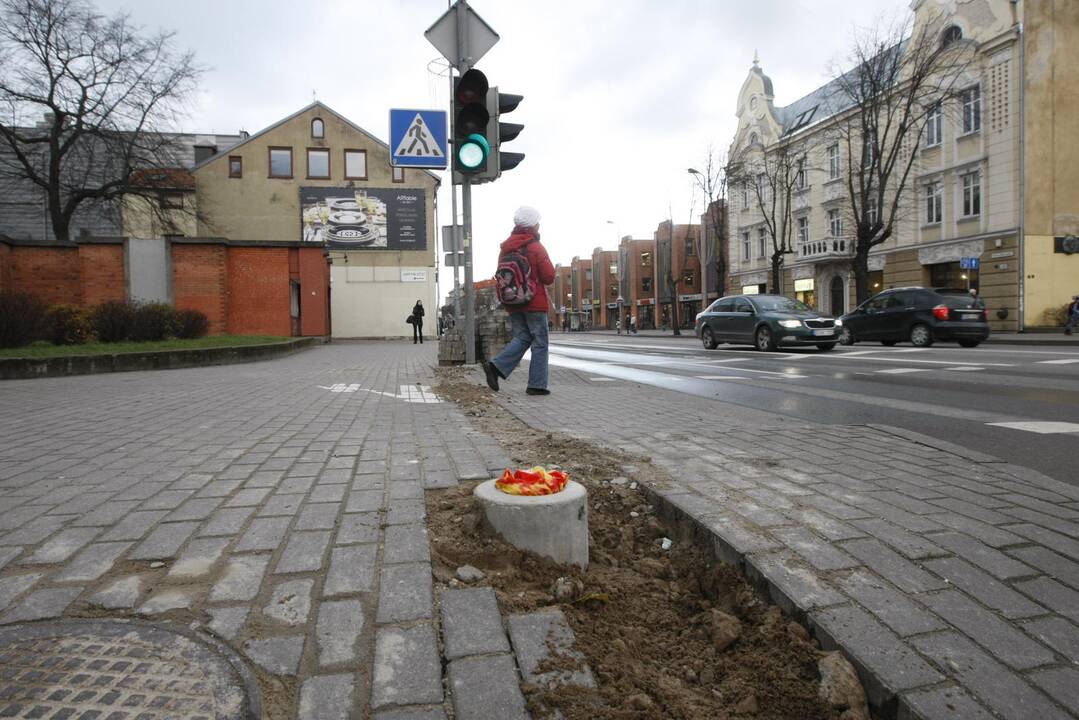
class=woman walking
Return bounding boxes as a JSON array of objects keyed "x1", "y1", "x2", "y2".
[{"x1": 411, "y1": 300, "x2": 425, "y2": 343}]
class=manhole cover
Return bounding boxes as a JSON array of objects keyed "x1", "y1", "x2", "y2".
[{"x1": 0, "y1": 620, "x2": 259, "y2": 719}]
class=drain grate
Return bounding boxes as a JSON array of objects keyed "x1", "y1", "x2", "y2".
[{"x1": 0, "y1": 620, "x2": 258, "y2": 719}]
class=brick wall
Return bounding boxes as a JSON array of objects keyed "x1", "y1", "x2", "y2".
[
  {"x1": 0, "y1": 244, "x2": 10, "y2": 293},
  {"x1": 78, "y1": 245, "x2": 125, "y2": 306},
  {"x1": 8, "y1": 246, "x2": 80, "y2": 305},
  {"x1": 173, "y1": 244, "x2": 228, "y2": 334},
  {"x1": 226, "y1": 247, "x2": 292, "y2": 336}
]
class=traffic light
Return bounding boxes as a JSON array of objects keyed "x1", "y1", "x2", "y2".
[
  {"x1": 452, "y1": 69, "x2": 491, "y2": 181},
  {"x1": 477, "y1": 87, "x2": 525, "y2": 182}
]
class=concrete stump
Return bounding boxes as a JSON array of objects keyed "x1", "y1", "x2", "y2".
[{"x1": 474, "y1": 480, "x2": 588, "y2": 569}]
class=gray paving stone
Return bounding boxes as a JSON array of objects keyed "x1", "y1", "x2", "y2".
[
  {"x1": 703, "y1": 512, "x2": 783, "y2": 563},
  {"x1": 88, "y1": 574, "x2": 143, "y2": 609},
  {"x1": 448, "y1": 654, "x2": 528, "y2": 720},
  {"x1": 296, "y1": 502, "x2": 340, "y2": 530},
  {"x1": 441, "y1": 587, "x2": 510, "y2": 660},
  {"x1": 324, "y1": 545, "x2": 378, "y2": 596},
  {"x1": 21, "y1": 527, "x2": 101, "y2": 564},
  {"x1": 745, "y1": 551, "x2": 846, "y2": 615},
  {"x1": 260, "y1": 493, "x2": 306, "y2": 517},
  {"x1": 198, "y1": 506, "x2": 255, "y2": 537},
  {"x1": 244, "y1": 470, "x2": 285, "y2": 487},
  {"x1": 196, "y1": 479, "x2": 244, "y2": 497},
  {"x1": 0, "y1": 586, "x2": 82, "y2": 623},
  {"x1": 809, "y1": 604, "x2": 943, "y2": 708},
  {"x1": 923, "y1": 557, "x2": 1045, "y2": 619},
  {"x1": 316, "y1": 598, "x2": 365, "y2": 666},
  {"x1": 920, "y1": 589, "x2": 1055, "y2": 670},
  {"x1": 386, "y1": 499, "x2": 425, "y2": 526},
  {"x1": 244, "y1": 636, "x2": 305, "y2": 676},
  {"x1": 851, "y1": 518, "x2": 945, "y2": 559},
  {"x1": 1009, "y1": 545, "x2": 1079, "y2": 589},
  {"x1": 207, "y1": 606, "x2": 250, "y2": 640},
  {"x1": 264, "y1": 578, "x2": 314, "y2": 626},
  {"x1": 1028, "y1": 666, "x2": 1079, "y2": 712},
  {"x1": 128, "y1": 520, "x2": 199, "y2": 560},
  {"x1": 910, "y1": 632, "x2": 1061, "y2": 720},
  {"x1": 0, "y1": 573, "x2": 43, "y2": 611},
  {"x1": 1021, "y1": 616, "x2": 1079, "y2": 664},
  {"x1": 842, "y1": 538, "x2": 946, "y2": 593},
  {"x1": 140, "y1": 489, "x2": 195, "y2": 510},
  {"x1": 53, "y1": 541, "x2": 131, "y2": 582},
  {"x1": 279, "y1": 477, "x2": 316, "y2": 495},
  {"x1": 771, "y1": 526, "x2": 859, "y2": 570},
  {"x1": 507, "y1": 609, "x2": 596, "y2": 689},
  {"x1": 1013, "y1": 577, "x2": 1079, "y2": 623},
  {"x1": 138, "y1": 588, "x2": 195, "y2": 615},
  {"x1": 210, "y1": 554, "x2": 271, "y2": 602},
  {"x1": 1009, "y1": 523, "x2": 1079, "y2": 563},
  {"x1": 835, "y1": 569, "x2": 948, "y2": 637},
  {"x1": 928, "y1": 512, "x2": 1027, "y2": 548},
  {"x1": 165, "y1": 497, "x2": 223, "y2": 521},
  {"x1": 226, "y1": 487, "x2": 272, "y2": 507},
  {"x1": 925, "y1": 532, "x2": 1035, "y2": 580},
  {"x1": 372, "y1": 624, "x2": 443, "y2": 708},
  {"x1": 784, "y1": 508, "x2": 865, "y2": 541},
  {"x1": 382, "y1": 524, "x2": 431, "y2": 565},
  {"x1": 898, "y1": 685, "x2": 996, "y2": 720},
  {"x1": 346, "y1": 489, "x2": 384, "y2": 513},
  {"x1": 310, "y1": 483, "x2": 348, "y2": 503},
  {"x1": 337, "y1": 513, "x2": 380, "y2": 545},
  {"x1": 376, "y1": 562, "x2": 432, "y2": 623},
  {"x1": 72, "y1": 499, "x2": 140, "y2": 526},
  {"x1": 0, "y1": 547, "x2": 20, "y2": 572},
  {"x1": 235, "y1": 516, "x2": 291, "y2": 552},
  {"x1": 167, "y1": 536, "x2": 230, "y2": 578},
  {"x1": 299, "y1": 674, "x2": 355, "y2": 720},
  {"x1": 275, "y1": 530, "x2": 332, "y2": 574},
  {"x1": 373, "y1": 710, "x2": 448, "y2": 720}
]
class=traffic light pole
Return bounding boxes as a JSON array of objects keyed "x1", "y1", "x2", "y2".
[{"x1": 462, "y1": 178, "x2": 476, "y2": 364}]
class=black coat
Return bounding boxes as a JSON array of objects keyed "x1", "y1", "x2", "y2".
[{"x1": 412, "y1": 304, "x2": 425, "y2": 323}]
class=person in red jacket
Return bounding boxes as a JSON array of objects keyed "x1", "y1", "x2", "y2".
[{"x1": 482, "y1": 206, "x2": 556, "y2": 395}]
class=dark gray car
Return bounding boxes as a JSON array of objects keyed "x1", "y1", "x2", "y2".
[{"x1": 695, "y1": 294, "x2": 838, "y2": 351}]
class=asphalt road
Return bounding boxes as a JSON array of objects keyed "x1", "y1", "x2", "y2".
[{"x1": 547, "y1": 334, "x2": 1079, "y2": 485}]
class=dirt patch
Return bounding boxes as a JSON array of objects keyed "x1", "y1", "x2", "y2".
[{"x1": 430, "y1": 368, "x2": 846, "y2": 720}]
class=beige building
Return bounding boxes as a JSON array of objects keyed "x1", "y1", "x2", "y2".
[
  {"x1": 729, "y1": 0, "x2": 1076, "y2": 331},
  {"x1": 192, "y1": 102, "x2": 440, "y2": 338}
]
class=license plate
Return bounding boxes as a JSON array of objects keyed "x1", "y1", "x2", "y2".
[
  {"x1": 812, "y1": 329, "x2": 833, "y2": 336},
  {"x1": 960, "y1": 312, "x2": 979, "y2": 321}
]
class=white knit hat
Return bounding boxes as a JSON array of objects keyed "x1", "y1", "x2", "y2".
[{"x1": 513, "y1": 206, "x2": 541, "y2": 228}]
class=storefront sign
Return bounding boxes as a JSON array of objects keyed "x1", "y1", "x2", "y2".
[
  {"x1": 400, "y1": 270, "x2": 428, "y2": 282},
  {"x1": 301, "y1": 187, "x2": 426, "y2": 250},
  {"x1": 636, "y1": 298, "x2": 654, "y2": 306},
  {"x1": 678, "y1": 293, "x2": 702, "y2": 302},
  {"x1": 606, "y1": 303, "x2": 618, "y2": 309},
  {"x1": 794, "y1": 278, "x2": 815, "y2": 292}
]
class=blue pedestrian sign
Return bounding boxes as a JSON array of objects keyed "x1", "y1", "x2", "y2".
[
  {"x1": 960, "y1": 256, "x2": 980, "y2": 270},
  {"x1": 390, "y1": 109, "x2": 447, "y2": 169}
]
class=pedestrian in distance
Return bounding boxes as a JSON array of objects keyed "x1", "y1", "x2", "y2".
[
  {"x1": 1065, "y1": 294, "x2": 1079, "y2": 335},
  {"x1": 482, "y1": 206, "x2": 556, "y2": 396},
  {"x1": 616, "y1": 318, "x2": 622, "y2": 335},
  {"x1": 630, "y1": 315, "x2": 638, "y2": 334},
  {"x1": 411, "y1": 299, "x2": 425, "y2": 344}
]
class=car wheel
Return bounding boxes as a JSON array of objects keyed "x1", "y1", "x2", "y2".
[
  {"x1": 958, "y1": 339, "x2": 981, "y2": 348},
  {"x1": 881, "y1": 340, "x2": 897, "y2": 347},
  {"x1": 817, "y1": 343, "x2": 836, "y2": 351},
  {"x1": 839, "y1": 327, "x2": 855, "y2": 345},
  {"x1": 702, "y1": 326, "x2": 718, "y2": 350},
  {"x1": 910, "y1": 323, "x2": 934, "y2": 347},
  {"x1": 755, "y1": 326, "x2": 777, "y2": 352}
]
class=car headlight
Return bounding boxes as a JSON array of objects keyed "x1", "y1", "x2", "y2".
[
  {"x1": 835, "y1": 318, "x2": 843, "y2": 327},
  {"x1": 779, "y1": 319, "x2": 803, "y2": 328}
]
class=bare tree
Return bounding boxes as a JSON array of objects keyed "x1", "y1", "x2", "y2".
[
  {"x1": 0, "y1": 0, "x2": 202, "y2": 242},
  {"x1": 729, "y1": 141, "x2": 803, "y2": 294},
  {"x1": 830, "y1": 12, "x2": 975, "y2": 303},
  {"x1": 689, "y1": 145, "x2": 728, "y2": 300}
]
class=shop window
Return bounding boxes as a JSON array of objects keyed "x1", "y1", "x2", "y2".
[
  {"x1": 928, "y1": 261, "x2": 978, "y2": 290},
  {"x1": 228, "y1": 156, "x2": 242, "y2": 178},
  {"x1": 794, "y1": 278, "x2": 815, "y2": 308},
  {"x1": 307, "y1": 148, "x2": 330, "y2": 179},
  {"x1": 269, "y1": 147, "x2": 292, "y2": 178},
  {"x1": 868, "y1": 270, "x2": 884, "y2": 294},
  {"x1": 344, "y1": 149, "x2": 367, "y2": 180}
]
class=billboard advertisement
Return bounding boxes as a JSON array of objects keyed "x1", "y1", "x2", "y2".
[{"x1": 300, "y1": 187, "x2": 426, "y2": 250}]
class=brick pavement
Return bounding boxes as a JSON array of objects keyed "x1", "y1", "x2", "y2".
[
  {"x1": 0, "y1": 343, "x2": 538, "y2": 719},
  {"x1": 492, "y1": 364, "x2": 1079, "y2": 720}
]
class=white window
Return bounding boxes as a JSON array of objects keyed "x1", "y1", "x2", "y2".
[
  {"x1": 392, "y1": 166, "x2": 405, "y2": 183},
  {"x1": 925, "y1": 182, "x2": 942, "y2": 223},
  {"x1": 797, "y1": 216, "x2": 809, "y2": 244},
  {"x1": 866, "y1": 196, "x2": 878, "y2": 226},
  {"x1": 925, "y1": 102, "x2": 942, "y2": 147},
  {"x1": 962, "y1": 171, "x2": 981, "y2": 216},
  {"x1": 741, "y1": 184, "x2": 749, "y2": 209},
  {"x1": 961, "y1": 86, "x2": 981, "y2": 134},
  {"x1": 344, "y1": 150, "x2": 367, "y2": 180},
  {"x1": 757, "y1": 227, "x2": 767, "y2": 258},
  {"x1": 796, "y1": 157, "x2": 806, "y2": 188},
  {"x1": 827, "y1": 144, "x2": 840, "y2": 179},
  {"x1": 828, "y1": 208, "x2": 843, "y2": 237},
  {"x1": 311, "y1": 118, "x2": 325, "y2": 138},
  {"x1": 741, "y1": 231, "x2": 750, "y2": 261},
  {"x1": 757, "y1": 173, "x2": 768, "y2": 203},
  {"x1": 863, "y1": 134, "x2": 876, "y2": 169},
  {"x1": 307, "y1": 148, "x2": 330, "y2": 179}
]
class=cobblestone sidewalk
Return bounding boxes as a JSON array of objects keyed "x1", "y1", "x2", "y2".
[
  {"x1": 0, "y1": 343, "x2": 529, "y2": 719},
  {"x1": 492, "y1": 364, "x2": 1079, "y2": 720}
]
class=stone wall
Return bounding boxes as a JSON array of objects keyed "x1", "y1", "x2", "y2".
[{"x1": 438, "y1": 287, "x2": 513, "y2": 366}]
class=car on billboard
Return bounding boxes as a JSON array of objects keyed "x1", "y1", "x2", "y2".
[
  {"x1": 837, "y1": 287, "x2": 990, "y2": 347},
  {"x1": 695, "y1": 294, "x2": 838, "y2": 351}
]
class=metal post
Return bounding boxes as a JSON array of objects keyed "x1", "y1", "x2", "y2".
[
  {"x1": 463, "y1": 179, "x2": 476, "y2": 363},
  {"x1": 448, "y1": 65, "x2": 461, "y2": 324}
]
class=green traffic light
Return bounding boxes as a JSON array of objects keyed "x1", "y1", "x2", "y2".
[{"x1": 457, "y1": 133, "x2": 490, "y2": 170}]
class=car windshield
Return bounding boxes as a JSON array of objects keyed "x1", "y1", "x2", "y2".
[{"x1": 752, "y1": 296, "x2": 814, "y2": 313}]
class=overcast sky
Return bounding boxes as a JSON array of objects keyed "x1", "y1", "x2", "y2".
[{"x1": 93, "y1": 0, "x2": 900, "y2": 302}]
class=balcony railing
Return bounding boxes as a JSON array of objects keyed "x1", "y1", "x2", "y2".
[{"x1": 799, "y1": 237, "x2": 854, "y2": 260}]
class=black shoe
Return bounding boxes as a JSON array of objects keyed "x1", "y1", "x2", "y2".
[
  {"x1": 482, "y1": 361, "x2": 500, "y2": 391},
  {"x1": 526, "y1": 387, "x2": 550, "y2": 396}
]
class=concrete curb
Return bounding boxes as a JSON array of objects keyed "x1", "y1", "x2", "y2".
[{"x1": 0, "y1": 337, "x2": 321, "y2": 380}]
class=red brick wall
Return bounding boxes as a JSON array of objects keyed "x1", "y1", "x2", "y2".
[
  {"x1": 296, "y1": 247, "x2": 329, "y2": 337},
  {"x1": 9, "y1": 246, "x2": 80, "y2": 305},
  {"x1": 173, "y1": 245, "x2": 228, "y2": 334},
  {"x1": 78, "y1": 245, "x2": 125, "y2": 306},
  {"x1": 226, "y1": 247, "x2": 292, "y2": 336},
  {"x1": 0, "y1": 244, "x2": 10, "y2": 293}
]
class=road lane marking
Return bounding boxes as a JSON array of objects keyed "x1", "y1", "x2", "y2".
[
  {"x1": 948, "y1": 366, "x2": 984, "y2": 371},
  {"x1": 696, "y1": 375, "x2": 752, "y2": 380},
  {"x1": 987, "y1": 421, "x2": 1079, "y2": 434},
  {"x1": 876, "y1": 368, "x2": 929, "y2": 374},
  {"x1": 1038, "y1": 359, "x2": 1079, "y2": 365}
]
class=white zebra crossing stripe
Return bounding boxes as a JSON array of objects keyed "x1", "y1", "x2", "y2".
[{"x1": 987, "y1": 421, "x2": 1079, "y2": 434}]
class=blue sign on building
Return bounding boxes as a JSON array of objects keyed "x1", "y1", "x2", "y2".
[
  {"x1": 389, "y1": 110, "x2": 448, "y2": 169},
  {"x1": 960, "y1": 257, "x2": 981, "y2": 270}
]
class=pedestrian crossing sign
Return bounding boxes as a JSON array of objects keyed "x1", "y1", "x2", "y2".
[{"x1": 390, "y1": 109, "x2": 448, "y2": 168}]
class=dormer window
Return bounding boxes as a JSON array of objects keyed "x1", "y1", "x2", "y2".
[
  {"x1": 941, "y1": 25, "x2": 962, "y2": 47},
  {"x1": 311, "y1": 118, "x2": 325, "y2": 138}
]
